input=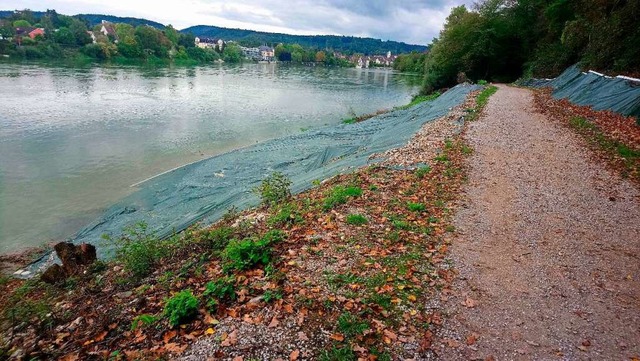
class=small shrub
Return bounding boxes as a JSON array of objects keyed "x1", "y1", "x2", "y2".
[
  {"x1": 345, "y1": 214, "x2": 368, "y2": 226},
  {"x1": 342, "y1": 118, "x2": 357, "y2": 124},
  {"x1": 323, "y1": 185, "x2": 362, "y2": 210},
  {"x1": 267, "y1": 204, "x2": 302, "y2": 227},
  {"x1": 337, "y1": 313, "x2": 370, "y2": 336},
  {"x1": 477, "y1": 79, "x2": 488, "y2": 85},
  {"x1": 223, "y1": 230, "x2": 285, "y2": 271},
  {"x1": 164, "y1": 289, "x2": 199, "y2": 328},
  {"x1": 434, "y1": 154, "x2": 449, "y2": 162},
  {"x1": 203, "y1": 276, "x2": 236, "y2": 310},
  {"x1": 415, "y1": 166, "x2": 431, "y2": 179},
  {"x1": 130, "y1": 314, "x2": 158, "y2": 331},
  {"x1": 263, "y1": 289, "x2": 283, "y2": 303},
  {"x1": 254, "y1": 172, "x2": 292, "y2": 207},
  {"x1": 407, "y1": 202, "x2": 426, "y2": 212},
  {"x1": 112, "y1": 222, "x2": 169, "y2": 280},
  {"x1": 206, "y1": 226, "x2": 234, "y2": 251},
  {"x1": 368, "y1": 293, "x2": 393, "y2": 310},
  {"x1": 320, "y1": 346, "x2": 356, "y2": 361}
]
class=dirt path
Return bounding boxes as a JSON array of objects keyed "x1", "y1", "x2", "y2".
[{"x1": 440, "y1": 85, "x2": 640, "y2": 360}]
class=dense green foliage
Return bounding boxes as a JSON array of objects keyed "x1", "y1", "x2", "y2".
[
  {"x1": 112, "y1": 222, "x2": 170, "y2": 280},
  {"x1": 163, "y1": 290, "x2": 199, "y2": 327},
  {"x1": 183, "y1": 25, "x2": 427, "y2": 55},
  {"x1": 254, "y1": 172, "x2": 292, "y2": 207},
  {"x1": 417, "y1": 0, "x2": 640, "y2": 94},
  {"x1": 0, "y1": 9, "x2": 224, "y2": 63},
  {"x1": 222, "y1": 230, "x2": 285, "y2": 271},
  {"x1": 274, "y1": 43, "x2": 352, "y2": 66},
  {"x1": 393, "y1": 51, "x2": 427, "y2": 73}
]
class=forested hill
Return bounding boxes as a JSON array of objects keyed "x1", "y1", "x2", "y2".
[
  {"x1": 182, "y1": 25, "x2": 427, "y2": 55},
  {"x1": 415, "y1": 0, "x2": 640, "y2": 95},
  {"x1": 0, "y1": 11, "x2": 165, "y2": 29},
  {"x1": 75, "y1": 14, "x2": 165, "y2": 29}
]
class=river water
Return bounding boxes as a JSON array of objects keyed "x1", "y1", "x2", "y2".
[{"x1": 0, "y1": 62, "x2": 419, "y2": 254}]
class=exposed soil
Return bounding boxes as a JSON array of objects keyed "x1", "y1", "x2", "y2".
[{"x1": 438, "y1": 85, "x2": 640, "y2": 360}]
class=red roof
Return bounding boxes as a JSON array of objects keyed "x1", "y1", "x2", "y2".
[{"x1": 28, "y1": 28, "x2": 45, "y2": 39}]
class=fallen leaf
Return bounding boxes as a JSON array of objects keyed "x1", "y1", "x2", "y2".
[
  {"x1": 353, "y1": 345, "x2": 367, "y2": 353},
  {"x1": 407, "y1": 294, "x2": 417, "y2": 302},
  {"x1": 232, "y1": 357, "x2": 243, "y2": 361},
  {"x1": 165, "y1": 343, "x2": 188, "y2": 353},
  {"x1": 383, "y1": 329, "x2": 398, "y2": 341},
  {"x1": 297, "y1": 331, "x2": 309, "y2": 341},
  {"x1": 95, "y1": 330, "x2": 108, "y2": 342},
  {"x1": 466, "y1": 334, "x2": 477, "y2": 345},
  {"x1": 330, "y1": 333, "x2": 345, "y2": 342},
  {"x1": 290, "y1": 349, "x2": 300, "y2": 361},
  {"x1": 206, "y1": 328, "x2": 215, "y2": 335},
  {"x1": 268, "y1": 316, "x2": 280, "y2": 328},
  {"x1": 163, "y1": 330, "x2": 177, "y2": 343}
]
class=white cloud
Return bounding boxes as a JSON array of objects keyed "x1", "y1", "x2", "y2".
[{"x1": 0, "y1": 0, "x2": 473, "y2": 44}]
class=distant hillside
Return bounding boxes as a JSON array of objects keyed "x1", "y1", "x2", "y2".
[
  {"x1": 0, "y1": 11, "x2": 165, "y2": 29},
  {"x1": 0, "y1": 10, "x2": 46, "y2": 19},
  {"x1": 76, "y1": 14, "x2": 165, "y2": 29},
  {"x1": 1, "y1": 9, "x2": 427, "y2": 55},
  {"x1": 182, "y1": 25, "x2": 428, "y2": 55}
]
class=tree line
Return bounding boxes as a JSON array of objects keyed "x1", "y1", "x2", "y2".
[
  {"x1": 0, "y1": 10, "x2": 241, "y2": 63},
  {"x1": 403, "y1": 0, "x2": 640, "y2": 94}
]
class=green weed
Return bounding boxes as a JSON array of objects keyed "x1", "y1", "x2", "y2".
[
  {"x1": 254, "y1": 172, "x2": 292, "y2": 207},
  {"x1": 203, "y1": 276, "x2": 236, "y2": 310},
  {"x1": 222, "y1": 230, "x2": 284, "y2": 272},
  {"x1": 111, "y1": 222, "x2": 170, "y2": 280},
  {"x1": 267, "y1": 203, "x2": 303, "y2": 227},
  {"x1": 164, "y1": 289, "x2": 199, "y2": 328},
  {"x1": 345, "y1": 214, "x2": 368, "y2": 226},
  {"x1": 130, "y1": 314, "x2": 158, "y2": 331},
  {"x1": 415, "y1": 166, "x2": 431, "y2": 179},
  {"x1": 320, "y1": 346, "x2": 356, "y2": 361},
  {"x1": 337, "y1": 313, "x2": 370, "y2": 336},
  {"x1": 323, "y1": 185, "x2": 362, "y2": 210},
  {"x1": 206, "y1": 226, "x2": 234, "y2": 251},
  {"x1": 407, "y1": 202, "x2": 426, "y2": 212}
]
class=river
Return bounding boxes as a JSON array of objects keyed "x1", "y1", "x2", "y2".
[{"x1": 0, "y1": 62, "x2": 419, "y2": 254}]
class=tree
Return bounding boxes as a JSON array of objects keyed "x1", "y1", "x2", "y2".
[
  {"x1": 222, "y1": 43, "x2": 243, "y2": 63},
  {"x1": 315, "y1": 51, "x2": 326, "y2": 63},
  {"x1": 54, "y1": 27, "x2": 76, "y2": 45},
  {"x1": 69, "y1": 19, "x2": 92, "y2": 46},
  {"x1": 163, "y1": 25, "x2": 179, "y2": 45},
  {"x1": 13, "y1": 20, "x2": 32, "y2": 28}
]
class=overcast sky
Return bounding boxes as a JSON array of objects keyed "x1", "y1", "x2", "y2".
[{"x1": 0, "y1": 0, "x2": 473, "y2": 45}]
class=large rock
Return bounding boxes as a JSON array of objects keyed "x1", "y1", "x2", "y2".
[
  {"x1": 40, "y1": 242, "x2": 97, "y2": 284},
  {"x1": 40, "y1": 264, "x2": 66, "y2": 284}
]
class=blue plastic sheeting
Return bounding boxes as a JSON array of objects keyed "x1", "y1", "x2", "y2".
[
  {"x1": 523, "y1": 65, "x2": 640, "y2": 118},
  {"x1": 31, "y1": 84, "x2": 479, "y2": 268}
]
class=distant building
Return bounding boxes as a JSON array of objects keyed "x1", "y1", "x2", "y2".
[
  {"x1": 239, "y1": 46, "x2": 260, "y2": 60},
  {"x1": 259, "y1": 45, "x2": 275, "y2": 61},
  {"x1": 195, "y1": 37, "x2": 225, "y2": 51},
  {"x1": 87, "y1": 31, "x2": 97, "y2": 44},
  {"x1": 352, "y1": 52, "x2": 397, "y2": 68},
  {"x1": 99, "y1": 20, "x2": 118, "y2": 43},
  {"x1": 28, "y1": 28, "x2": 45, "y2": 39},
  {"x1": 15, "y1": 27, "x2": 33, "y2": 37}
]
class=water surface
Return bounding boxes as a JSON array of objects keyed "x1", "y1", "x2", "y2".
[{"x1": 0, "y1": 62, "x2": 419, "y2": 254}]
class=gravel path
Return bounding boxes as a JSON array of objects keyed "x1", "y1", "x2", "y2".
[{"x1": 440, "y1": 85, "x2": 640, "y2": 360}]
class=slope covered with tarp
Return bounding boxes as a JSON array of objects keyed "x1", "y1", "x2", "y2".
[
  {"x1": 524, "y1": 65, "x2": 640, "y2": 118},
  {"x1": 25, "y1": 84, "x2": 479, "y2": 271}
]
